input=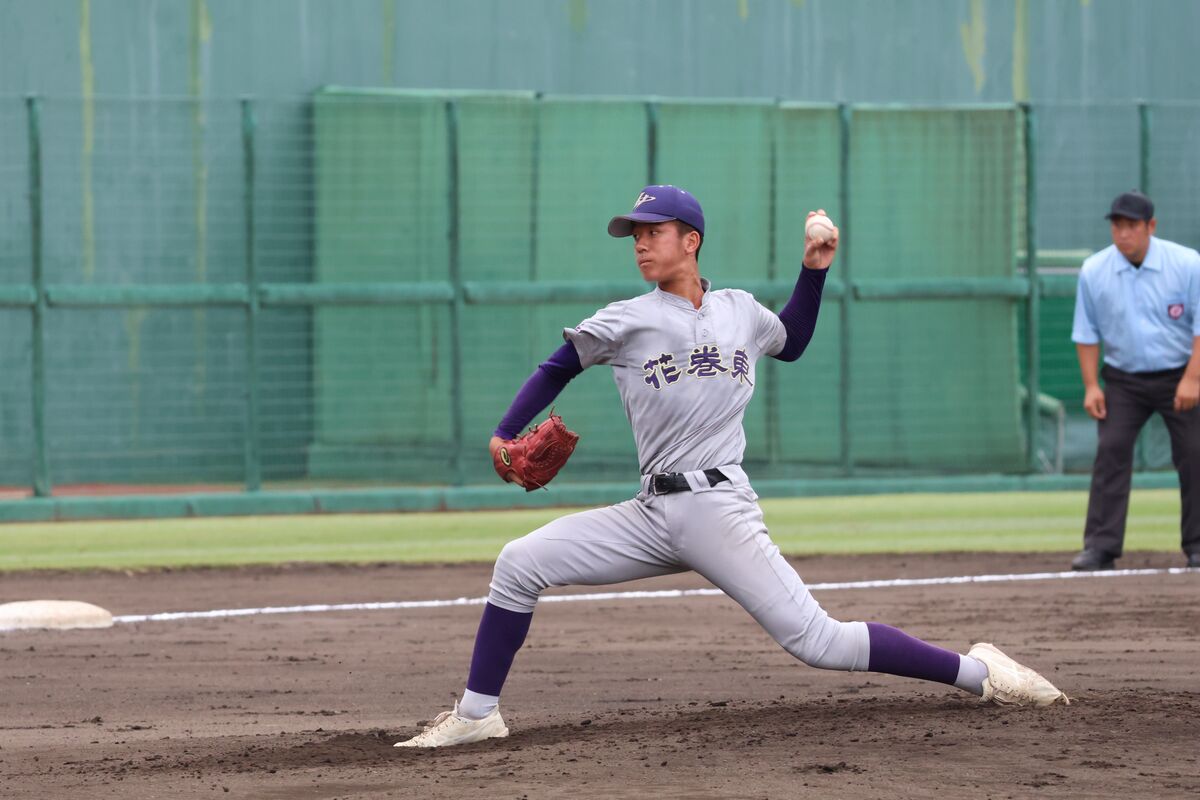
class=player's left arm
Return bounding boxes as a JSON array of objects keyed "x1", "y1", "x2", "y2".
[{"x1": 490, "y1": 342, "x2": 584, "y2": 484}]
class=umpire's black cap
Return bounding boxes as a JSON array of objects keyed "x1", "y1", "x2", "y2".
[{"x1": 1105, "y1": 190, "x2": 1155, "y2": 222}]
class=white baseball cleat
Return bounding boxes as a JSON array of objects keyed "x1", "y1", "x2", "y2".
[
  {"x1": 968, "y1": 642, "x2": 1070, "y2": 707},
  {"x1": 394, "y1": 702, "x2": 509, "y2": 748}
]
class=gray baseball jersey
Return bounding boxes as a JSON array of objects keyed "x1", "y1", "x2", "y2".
[
  {"x1": 487, "y1": 278, "x2": 870, "y2": 672},
  {"x1": 563, "y1": 279, "x2": 787, "y2": 475}
]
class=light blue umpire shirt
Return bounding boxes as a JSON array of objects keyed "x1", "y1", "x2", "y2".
[{"x1": 1072, "y1": 237, "x2": 1200, "y2": 373}]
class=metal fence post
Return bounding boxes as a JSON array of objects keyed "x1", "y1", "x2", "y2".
[
  {"x1": 765, "y1": 102, "x2": 781, "y2": 466},
  {"x1": 1022, "y1": 102, "x2": 1041, "y2": 472},
  {"x1": 1138, "y1": 101, "x2": 1152, "y2": 195},
  {"x1": 241, "y1": 97, "x2": 262, "y2": 492},
  {"x1": 27, "y1": 94, "x2": 50, "y2": 498},
  {"x1": 838, "y1": 102, "x2": 854, "y2": 476},
  {"x1": 529, "y1": 94, "x2": 541, "y2": 282},
  {"x1": 446, "y1": 99, "x2": 466, "y2": 485},
  {"x1": 1133, "y1": 100, "x2": 1154, "y2": 471},
  {"x1": 645, "y1": 100, "x2": 658, "y2": 184}
]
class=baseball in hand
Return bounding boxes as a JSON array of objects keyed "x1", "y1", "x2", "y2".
[{"x1": 806, "y1": 213, "x2": 836, "y2": 244}]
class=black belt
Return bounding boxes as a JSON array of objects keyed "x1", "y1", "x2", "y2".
[
  {"x1": 649, "y1": 468, "x2": 728, "y2": 495},
  {"x1": 1103, "y1": 364, "x2": 1186, "y2": 379}
]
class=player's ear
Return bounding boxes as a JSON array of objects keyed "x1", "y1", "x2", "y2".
[{"x1": 685, "y1": 229, "x2": 701, "y2": 256}]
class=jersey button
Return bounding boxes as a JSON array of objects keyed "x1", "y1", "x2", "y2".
[{"x1": 701, "y1": 329, "x2": 710, "y2": 336}]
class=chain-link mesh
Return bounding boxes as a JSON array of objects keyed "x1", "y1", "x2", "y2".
[
  {"x1": 1, "y1": 98, "x2": 33, "y2": 491},
  {"x1": 3, "y1": 93, "x2": 1199, "y2": 498}
]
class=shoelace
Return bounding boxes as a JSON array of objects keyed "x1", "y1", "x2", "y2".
[{"x1": 421, "y1": 710, "x2": 456, "y2": 733}]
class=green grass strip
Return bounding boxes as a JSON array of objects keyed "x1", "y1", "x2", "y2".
[{"x1": 0, "y1": 490, "x2": 1183, "y2": 572}]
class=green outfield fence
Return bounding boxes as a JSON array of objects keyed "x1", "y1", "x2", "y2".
[{"x1": 2, "y1": 92, "x2": 1198, "y2": 521}]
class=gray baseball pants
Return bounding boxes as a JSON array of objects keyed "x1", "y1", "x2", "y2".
[{"x1": 487, "y1": 465, "x2": 871, "y2": 671}]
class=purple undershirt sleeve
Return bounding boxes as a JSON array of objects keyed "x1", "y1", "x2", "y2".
[
  {"x1": 493, "y1": 341, "x2": 584, "y2": 439},
  {"x1": 771, "y1": 266, "x2": 828, "y2": 363}
]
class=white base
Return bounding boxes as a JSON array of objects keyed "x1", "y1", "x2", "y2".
[{"x1": 0, "y1": 600, "x2": 114, "y2": 631}]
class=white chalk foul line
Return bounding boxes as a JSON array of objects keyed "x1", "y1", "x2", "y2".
[{"x1": 111, "y1": 566, "x2": 1195, "y2": 625}]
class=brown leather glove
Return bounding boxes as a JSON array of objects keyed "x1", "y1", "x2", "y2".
[{"x1": 492, "y1": 413, "x2": 579, "y2": 492}]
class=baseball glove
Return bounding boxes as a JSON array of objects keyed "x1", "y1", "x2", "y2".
[{"x1": 493, "y1": 413, "x2": 579, "y2": 492}]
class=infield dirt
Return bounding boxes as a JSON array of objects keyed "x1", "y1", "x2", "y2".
[{"x1": 2, "y1": 551, "x2": 1197, "y2": 799}]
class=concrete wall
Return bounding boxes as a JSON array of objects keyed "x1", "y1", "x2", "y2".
[{"x1": 3, "y1": 0, "x2": 1198, "y2": 103}]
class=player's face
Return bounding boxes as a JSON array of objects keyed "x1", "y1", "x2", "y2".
[
  {"x1": 630, "y1": 222, "x2": 698, "y2": 284},
  {"x1": 1110, "y1": 217, "x2": 1156, "y2": 263}
]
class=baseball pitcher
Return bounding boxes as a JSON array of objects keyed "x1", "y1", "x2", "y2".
[{"x1": 396, "y1": 185, "x2": 1068, "y2": 748}]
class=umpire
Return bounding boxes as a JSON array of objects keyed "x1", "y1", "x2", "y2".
[{"x1": 1071, "y1": 190, "x2": 1200, "y2": 571}]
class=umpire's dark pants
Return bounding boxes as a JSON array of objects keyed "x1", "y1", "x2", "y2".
[{"x1": 1084, "y1": 364, "x2": 1200, "y2": 558}]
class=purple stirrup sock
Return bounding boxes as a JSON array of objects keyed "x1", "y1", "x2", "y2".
[
  {"x1": 866, "y1": 622, "x2": 960, "y2": 685},
  {"x1": 465, "y1": 602, "x2": 533, "y2": 697}
]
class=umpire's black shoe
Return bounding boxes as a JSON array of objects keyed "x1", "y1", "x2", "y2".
[
  {"x1": 1187, "y1": 552, "x2": 1200, "y2": 569},
  {"x1": 1071, "y1": 549, "x2": 1116, "y2": 571}
]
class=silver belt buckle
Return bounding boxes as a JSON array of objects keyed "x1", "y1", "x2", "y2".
[{"x1": 650, "y1": 473, "x2": 669, "y2": 495}]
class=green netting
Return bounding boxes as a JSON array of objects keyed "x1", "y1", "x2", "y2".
[
  {"x1": 0, "y1": 100, "x2": 32, "y2": 487},
  {"x1": 1024, "y1": 296, "x2": 1081, "y2": 406},
  {"x1": 850, "y1": 108, "x2": 1023, "y2": 470},
  {"x1": 311, "y1": 92, "x2": 454, "y2": 481},
  {"x1": 1027, "y1": 103, "x2": 1200, "y2": 472},
  {"x1": 532, "y1": 98, "x2": 651, "y2": 474},
  {"x1": 457, "y1": 95, "x2": 541, "y2": 480},
  {"x1": 1035, "y1": 105, "x2": 1140, "y2": 252},
  {"x1": 29, "y1": 99, "x2": 250, "y2": 487},
  {"x1": 1028, "y1": 104, "x2": 1146, "y2": 454},
  {"x1": 5, "y1": 98, "x2": 317, "y2": 488},
  {"x1": 38, "y1": 98, "x2": 246, "y2": 285},
  {"x1": 10, "y1": 91, "x2": 1199, "y2": 504},
  {"x1": 535, "y1": 97, "x2": 650, "y2": 281},
  {"x1": 1149, "y1": 106, "x2": 1200, "y2": 254},
  {"x1": 44, "y1": 308, "x2": 249, "y2": 484},
  {"x1": 1134, "y1": 105, "x2": 1200, "y2": 471},
  {"x1": 654, "y1": 101, "x2": 778, "y2": 460},
  {"x1": 0, "y1": 310, "x2": 32, "y2": 489},
  {"x1": 249, "y1": 101, "x2": 318, "y2": 480},
  {"x1": 654, "y1": 101, "x2": 776, "y2": 281},
  {"x1": 0, "y1": 98, "x2": 30, "y2": 284},
  {"x1": 773, "y1": 105, "x2": 844, "y2": 467}
]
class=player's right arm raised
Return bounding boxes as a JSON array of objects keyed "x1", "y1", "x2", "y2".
[
  {"x1": 771, "y1": 210, "x2": 840, "y2": 363},
  {"x1": 802, "y1": 209, "x2": 839, "y2": 270}
]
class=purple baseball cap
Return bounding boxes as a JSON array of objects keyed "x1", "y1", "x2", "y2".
[{"x1": 607, "y1": 185, "x2": 705, "y2": 237}]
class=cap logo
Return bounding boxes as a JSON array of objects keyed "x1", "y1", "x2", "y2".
[{"x1": 633, "y1": 192, "x2": 656, "y2": 209}]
